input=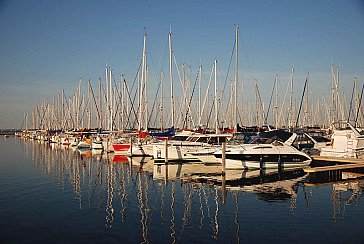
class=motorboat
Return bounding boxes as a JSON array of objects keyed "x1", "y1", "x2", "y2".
[
  {"x1": 128, "y1": 130, "x2": 197, "y2": 157},
  {"x1": 320, "y1": 123, "x2": 364, "y2": 159},
  {"x1": 152, "y1": 133, "x2": 233, "y2": 162},
  {"x1": 213, "y1": 130, "x2": 312, "y2": 169}
]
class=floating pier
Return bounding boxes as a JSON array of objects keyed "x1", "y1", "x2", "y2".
[
  {"x1": 304, "y1": 163, "x2": 364, "y2": 173},
  {"x1": 304, "y1": 156, "x2": 364, "y2": 173},
  {"x1": 312, "y1": 156, "x2": 364, "y2": 164}
]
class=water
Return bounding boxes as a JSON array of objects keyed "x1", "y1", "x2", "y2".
[{"x1": 1, "y1": 136, "x2": 364, "y2": 243}]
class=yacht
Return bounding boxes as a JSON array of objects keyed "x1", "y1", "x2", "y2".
[
  {"x1": 127, "y1": 130, "x2": 196, "y2": 157},
  {"x1": 152, "y1": 133, "x2": 233, "y2": 162},
  {"x1": 320, "y1": 123, "x2": 364, "y2": 159},
  {"x1": 213, "y1": 130, "x2": 312, "y2": 169}
]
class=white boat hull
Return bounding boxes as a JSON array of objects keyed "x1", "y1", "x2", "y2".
[{"x1": 214, "y1": 144, "x2": 312, "y2": 169}]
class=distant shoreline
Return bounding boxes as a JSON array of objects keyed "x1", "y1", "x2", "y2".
[{"x1": 0, "y1": 130, "x2": 20, "y2": 135}]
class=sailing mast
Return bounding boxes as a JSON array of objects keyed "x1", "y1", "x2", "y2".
[
  {"x1": 87, "y1": 80, "x2": 91, "y2": 129},
  {"x1": 330, "y1": 64, "x2": 338, "y2": 126},
  {"x1": 77, "y1": 79, "x2": 82, "y2": 129},
  {"x1": 169, "y1": 29, "x2": 175, "y2": 127},
  {"x1": 121, "y1": 75, "x2": 126, "y2": 132},
  {"x1": 109, "y1": 67, "x2": 113, "y2": 131},
  {"x1": 274, "y1": 74, "x2": 279, "y2": 129},
  {"x1": 198, "y1": 64, "x2": 202, "y2": 126},
  {"x1": 288, "y1": 65, "x2": 294, "y2": 129},
  {"x1": 138, "y1": 31, "x2": 147, "y2": 135},
  {"x1": 105, "y1": 66, "x2": 109, "y2": 130},
  {"x1": 234, "y1": 24, "x2": 238, "y2": 131},
  {"x1": 160, "y1": 72, "x2": 164, "y2": 131},
  {"x1": 145, "y1": 66, "x2": 149, "y2": 130},
  {"x1": 214, "y1": 59, "x2": 218, "y2": 133},
  {"x1": 98, "y1": 78, "x2": 103, "y2": 129}
]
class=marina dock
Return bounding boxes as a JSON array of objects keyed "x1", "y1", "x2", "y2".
[
  {"x1": 304, "y1": 163, "x2": 364, "y2": 173},
  {"x1": 312, "y1": 156, "x2": 364, "y2": 164},
  {"x1": 304, "y1": 156, "x2": 364, "y2": 173}
]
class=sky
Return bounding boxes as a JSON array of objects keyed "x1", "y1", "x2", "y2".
[{"x1": 0, "y1": 0, "x2": 364, "y2": 129}]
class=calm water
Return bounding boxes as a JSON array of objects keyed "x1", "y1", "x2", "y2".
[{"x1": 1, "y1": 136, "x2": 364, "y2": 244}]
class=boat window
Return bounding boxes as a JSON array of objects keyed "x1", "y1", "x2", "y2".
[
  {"x1": 272, "y1": 140, "x2": 284, "y2": 146},
  {"x1": 249, "y1": 137, "x2": 274, "y2": 144},
  {"x1": 172, "y1": 136, "x2": 188, "y2": 141},
  {"x1": 253, "y1": 146, "x2": 273, "y2": 149},
  {"x1": 312, "y1": 136, "x2": 331, "y2": 142},
  {"x1": 196, "y1": 137, "x2": 208, "y2": 143},
  {"x1": 187, "y1": 137, "x2": 198, "y2": 142}
]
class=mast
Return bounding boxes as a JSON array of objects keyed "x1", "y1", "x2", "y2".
[
  {"x1": 121, "y1": 75, "x2": 126, "y2": 132},
  {"x1": 88, "y1": 80, "x2": 91, "y2": 129},
  {"x1": 288, "y1": 65, "x2": 294, "y2": 129},
  {"x1": 241, "y1": 79, "x2": 244, "y2": 126},
  {"x1": 77, "y1": 78, "x2": 82, "y2": 129},
  {"x1": 234, "y1": 24, "x2": 239, "y2": 131},
  {"x1": 81, "y1": 94, "x2": 85, "y2": 128},
  {"x1": 105, "y1": 65, "x2": 109, "y2": 130},
  {"x1": 98, "y1": 78, "x2": 103, "y2": 129},
  {"x1": 169, "y1": 29, "x2": 175, "y2": 127},
  {"x1": 275, "y1": 74, "x2": 279, "y2": 129},
  {"x1": 161, "y1": 72, "x2": 164, "y2": 130},
  {"x1": 330, "y1": 64, "x2": 338, "y2": 125},
  {"x1": 117, "y1": 77, "x2": 121, "y2": 130},
  {"x1": 145, "y1": 66, "x2": 149, "y2": 130},
  {"x1": 61, "y1": 89, "x2": 65, "y2": 129},
  {"x1": 199, "y1": 64, "x2": 202, "y2": 126},
  {"x1": 109, "y1": 67, "x2": 113, "y2": 131},
  {"x1": 139, "y1": 31, "x2": 147, "y2": 133},
  {"x1": 214, "y1": 59, "x2": 218, "y2": 133}
]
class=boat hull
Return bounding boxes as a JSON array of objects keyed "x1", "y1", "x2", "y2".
[
  {"x1": 214, "y1": 149, "x2": 312, "y2": 169},
  {"x1": 113, "y1": 144, "x2": 131, "y2": 155},
  {"x1": 153, "y1": 144, "x2": 199, "y2": 162}
]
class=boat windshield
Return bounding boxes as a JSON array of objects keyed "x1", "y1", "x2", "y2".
[
  {"x1": 311, "y1": 136, "x2": 331, "y2": 143},
  {"x1": 171, "y1": 135, "x2": 189, "y2": 141},
  {"x1": 248, "y1": 137, "x2": 275, "y2": 144}
]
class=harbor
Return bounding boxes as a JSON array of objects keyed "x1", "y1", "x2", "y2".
[{"x1": 1, "y1": 1, "x2": 364, "y2": 243}]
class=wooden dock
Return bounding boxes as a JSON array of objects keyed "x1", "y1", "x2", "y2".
[
  {"x1": 304, "y1": 163, "x2": 364, "y2": 173},
  {"x1": 304, "y1": 156, "x2": 364, "y2": 173},
  {"x1": 312, "y1": 156, "x2": 364, "y2": 164}
]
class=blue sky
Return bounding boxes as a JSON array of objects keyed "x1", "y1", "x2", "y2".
[{"x1": 0, "y1": 0, "x2": 363, "y2": 128}]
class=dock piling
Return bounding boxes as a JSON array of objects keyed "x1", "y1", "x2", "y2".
[
  {"x1": 165, "y1": 139, "x2": 168, "y2": 163},
  {"x1": 222, "y1": 141, "x2": 226, "y2": 174},
  {"x1": 130, "y1": 137, "x2": 133, "y2": 157}
]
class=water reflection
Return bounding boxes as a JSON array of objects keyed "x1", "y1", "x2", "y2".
[
  {"x1": 305, "y1": 170, "x2": 364, "y2": 220},
  {"x1": 14, "y1": 137, "x2": 364, "y2": 243}
]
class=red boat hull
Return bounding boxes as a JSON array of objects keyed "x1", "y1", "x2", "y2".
[{"x1": 112, "y1": 144, "x2": 131, "y2": 154}]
